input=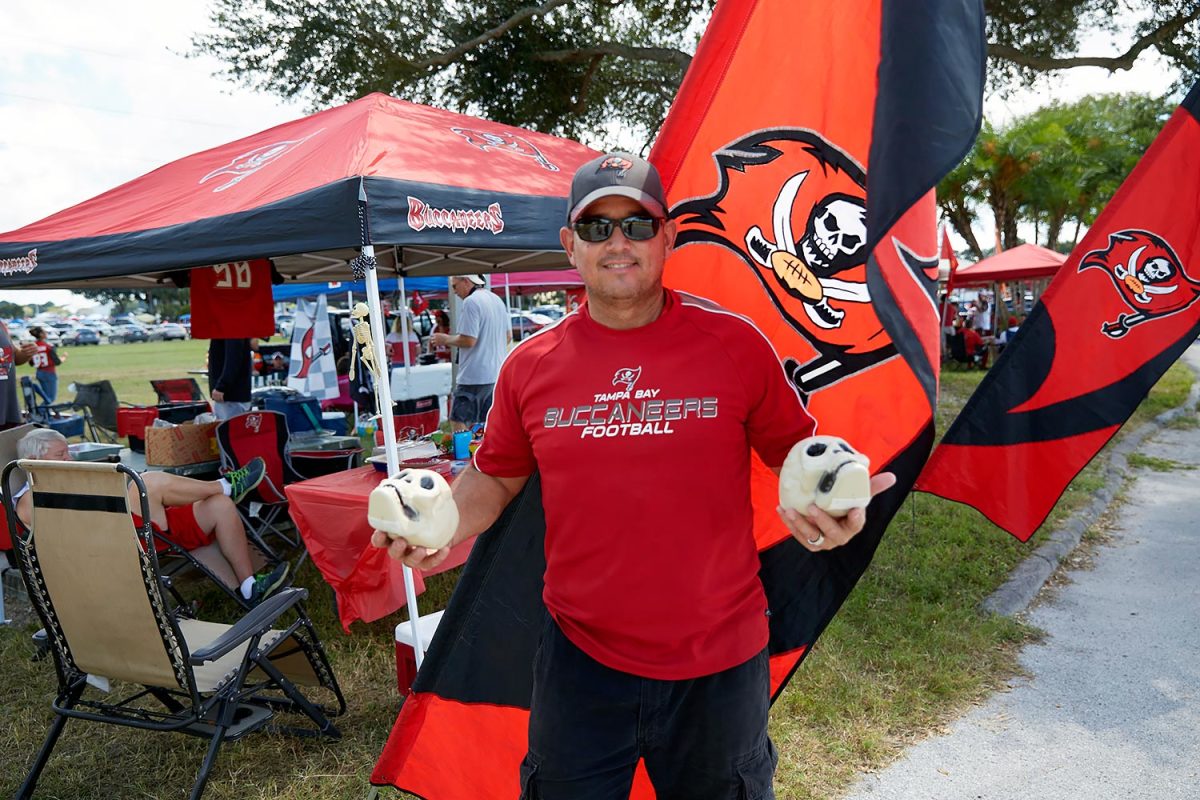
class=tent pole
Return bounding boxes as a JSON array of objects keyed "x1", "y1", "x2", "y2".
[
  {"x1": 348, "y1": 289, "x2": 357, "y2": 421},
  {"x1": 364, "y1": 247, "x2": 425, "y2": 669}
]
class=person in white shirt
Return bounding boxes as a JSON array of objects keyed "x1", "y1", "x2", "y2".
[{"x1": 430, "y1": 275, "x2": 511, "y2": 431}]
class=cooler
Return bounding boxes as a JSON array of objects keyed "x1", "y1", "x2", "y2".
[{"x1": 395, "y1": 610, "x2": 444, "y2": 694}]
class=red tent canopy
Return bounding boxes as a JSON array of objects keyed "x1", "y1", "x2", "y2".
[
  {"x1": 952, "y1": 243, "x2": 1067, "y2": 286},
  {"x1": 490, "y1": 269, "x2": 582, "y2": 291},
  {"x1": 0, "y1": 93, "x2": 599, "y2": 289}
]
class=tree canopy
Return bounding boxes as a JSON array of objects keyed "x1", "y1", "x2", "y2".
[
  {"x1": 936, "y1": 92, "x2": 1170, "y2": 259},
  {"x1": 192, "y1": 0, "x2": 1198, "y2": 148}
]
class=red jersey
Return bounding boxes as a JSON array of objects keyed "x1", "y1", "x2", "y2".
[
  {"x1": 474, "y1": 289, "x2": 815, "y2": 679},
  {"x1": 30, "y1": 341, "x2": 57, "y2": 373},
  {"x1": 190, "y1": 259, "x2": 276, "y2": 339}
]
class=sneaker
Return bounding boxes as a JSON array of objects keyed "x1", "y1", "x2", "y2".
[
  {"x1": 246, "y1": 561, "x2": 290, "y2": 606},
  {"x1": 226, "y1": 457, "x2": 267, "y2": 504}
]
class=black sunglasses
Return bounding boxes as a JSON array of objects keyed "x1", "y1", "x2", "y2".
[{"x1": 572, "y1": 215, "x2": 662, "y2": 243}]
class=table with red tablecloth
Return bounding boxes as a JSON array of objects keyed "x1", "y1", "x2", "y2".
[{"x1": 285, "y1": 464, "x2": 474, "y2": 631}]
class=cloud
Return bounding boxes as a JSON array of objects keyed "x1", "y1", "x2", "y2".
[{"x1": 0, "y1": 2, "x2": 302, "y2": 234}]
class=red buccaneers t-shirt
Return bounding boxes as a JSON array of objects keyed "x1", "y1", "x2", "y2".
[{"x1": 474, "y1": 289, "x2": 815, "y2": 679}]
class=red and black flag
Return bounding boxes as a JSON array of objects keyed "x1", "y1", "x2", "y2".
[
  {"x1": 917, "y1": 80, "x2": 1200, "y2": 541},
  {"x1": 371, "y1": 0, "x2": 985, "y2": 796}
]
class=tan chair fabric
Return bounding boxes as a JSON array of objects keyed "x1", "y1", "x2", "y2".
[{"x1": 23, "y1": 460, "x2": 184, "y2": 689}]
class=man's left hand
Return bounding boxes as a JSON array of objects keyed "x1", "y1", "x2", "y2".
[{"x1": 776, "y1": 472, "x2": 896, "y2": 552}]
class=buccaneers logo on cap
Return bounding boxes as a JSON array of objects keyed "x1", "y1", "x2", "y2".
[
  {"x1": 1080, "y1": 229, "x2": 1200, "y2": 339},
  {"x1": 450, "y1": 127, "x2": 559, "y2": 172},
  {"x1": 672, "y1": 129, "x2": 928, "y2": 396},
  {"x1": 598, "y1": 156, "x2": 634, "y2": 176}
]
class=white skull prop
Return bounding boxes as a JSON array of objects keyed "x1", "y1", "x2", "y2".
[
  {"x1": 368, "y1": 468, "x2": 459, "y2": 549},
  {"x1": 800, "y1": 196, "x2": 867, "y2": 276},
  {"x1": 779, "y1": 435, "x2": 871, "y2": 518}
]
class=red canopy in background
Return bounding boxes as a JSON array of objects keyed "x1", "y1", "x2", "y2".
[
  {"x1": 952, "y1": 242, "x2": 1067, "y2": 286},
  {"x1": 489, "y1": 269, "x2": 583, "y2": 294},
  {"x1": 0, "y1": 93, "x2": 600, "y2": 290}
]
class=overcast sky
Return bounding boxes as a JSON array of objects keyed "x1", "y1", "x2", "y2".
[{"x1": 0, "y1": 3, "x2": 1183, "y2": 309}]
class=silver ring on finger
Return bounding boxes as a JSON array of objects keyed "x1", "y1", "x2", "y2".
[{"x1": 807, "y1": 534, "x2": 825, "y2": 547}]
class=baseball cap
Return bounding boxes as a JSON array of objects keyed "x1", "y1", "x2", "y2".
[
  {"x1": 460, "y1": 274, "x2": 486, "y2": 287},
  {"x1": 567, "y1": 152, "x2": 666, "y2": 223}
]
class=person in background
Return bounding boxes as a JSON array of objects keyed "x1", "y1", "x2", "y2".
[
  {"x1": 14, "y1": 429, "x2": 288, "y2": 605},
  {"x1": 27, "y1": 326, "x2": 66, "y2": 403},
  {"x1": 386, "y1": 310, "x2": 421, "y2": 366},
  {"x1": 208, "y1": 338, "x2": 253, "y2": 419},
  {"x1": 430, "y1": 309, "x2": 452, "y2": 362},
  {"x1": 0, "y1": 320, "x2": 37, "y2": 430},
  {"x1": 962, "y1": 321, "x2": 988, "y2": 368},
  {"x1": 996, "y1": 315, "x2": 1021, "y2": 354},
  {"x1": 430, "y1": 275, "x2": 510, "y2": 431}
]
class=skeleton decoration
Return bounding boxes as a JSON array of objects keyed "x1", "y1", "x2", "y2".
[
  {"x1": 368, "y1": 469, "x2": 460, "y2": 550},
  {"x1": 779, "y1": 435, "x2": 871, "y2": 518},
  {"x1": 349, "y1": 301, "x2": 384, "y2": 408},
  {"x1": 745, "y1": 172, "x2": 871, "y2": 330}
]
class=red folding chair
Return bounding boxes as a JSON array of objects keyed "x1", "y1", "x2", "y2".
[
  {"x1": 150, "y1": 378, "x2": 205, "y2": 404},
  {"x1": 215, "y1": 411, "x2": 359, "y2": 560}
]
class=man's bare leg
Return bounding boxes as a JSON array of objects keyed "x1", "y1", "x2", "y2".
[
  {"x1": 131, "y1": 472, "x2": 253, "y2": 583},
  {"x1": 191, "y1": 494, "x2": 255, "y2": 583}
]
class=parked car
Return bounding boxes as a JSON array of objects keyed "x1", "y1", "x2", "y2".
[
  {"x1": 148, "y1": 323, "x2": 188, "y2": 341},
  {"x1": 109, "y1": 323, "x2": 149, "y2": 343},
  {"x1": 510, "y1": 312, "x2": 549, "y2": 341},
  {"x1": 67, "y1": 327, "x2": 101, "y2": 346},
  {"x1": 276, "y1": 314, "x2": 295, "y2": 338},
  {"x1": 530, "y1": 304, "x2": 566, "y2": 320}
]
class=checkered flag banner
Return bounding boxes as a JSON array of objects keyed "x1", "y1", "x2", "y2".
[{"x1": 287, "y1": 293, "x2": 340, "y2": 400}]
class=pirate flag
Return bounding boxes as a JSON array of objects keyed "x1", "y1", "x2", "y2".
[
  {"x1": 287, "y1": 293, "x2": 339, "y2": 400},
  {"x1": 371, "y1": 0, "x2": 985, "y2": 796},
  {"x1": 917, "y1": 80, "x2": 1200, "y2": 541}
]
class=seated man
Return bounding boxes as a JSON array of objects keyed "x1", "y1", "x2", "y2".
[{"x1": 13, "y1": 428, "x2": 289, "y2": 606}]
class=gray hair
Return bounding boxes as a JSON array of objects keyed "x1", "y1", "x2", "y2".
[{"x1": 17, "y1": 429, "x2": 69, "y2": 460}]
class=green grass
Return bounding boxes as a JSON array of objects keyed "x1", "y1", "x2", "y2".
[
  {"x1": 50, "y1": 336, "x2": 286, "y2": 407},
  {"x1": 1127, "y1": 453, "x2": 1195, "y2": 472},
  {"x1": 0, "y1": 355, "x2": 1193, "y2": 799}
]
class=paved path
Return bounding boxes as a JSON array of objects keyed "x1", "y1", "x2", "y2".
[{"x1": 846, "y1": 358, "x2": 1200, "y2": 799}]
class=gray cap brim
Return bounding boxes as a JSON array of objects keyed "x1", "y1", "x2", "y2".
[{"x1": 569, "y1": 187, "x2": 666, "y2": 223}]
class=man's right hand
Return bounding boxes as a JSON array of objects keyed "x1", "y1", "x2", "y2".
[
  {"x1": 371, "y1": 529, "x2": 450, "y2": 570},
  {"x1": 14, "y1": 343, "x2": 37, "y2": 365}
]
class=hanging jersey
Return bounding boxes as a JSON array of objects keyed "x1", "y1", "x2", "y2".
[{"x1": 190, "y1": 259, "x2": 276, "y2": 339}]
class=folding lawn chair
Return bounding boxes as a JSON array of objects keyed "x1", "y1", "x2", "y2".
[
  {"x1": 2, "y1": 459, "x2": 345, "y2": 800},
  {"x1": 20, "y1": 376, "x2": 86, "y2": 438},
  {"x1": 69, "y1": 379, "x2": 126, "y2": 443},
  {"x1": 0, "y1": 423, "x2": 35, "y2": 625},
  {"x1": 151, "y1": 377, "x2": 206, "y2": 404},
  {"x1": 215, "y1": 411, "x2": 359, "y2": 563}
]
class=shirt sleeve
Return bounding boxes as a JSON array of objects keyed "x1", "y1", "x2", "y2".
[
  {"x1": 458, "y1": 295, "x2": 483, "y2": 340},
  {"x1": 742, "y1": 331, "x2": 815, "y2": 468},
  {"x1": 472, "y1": 356, "x2": 536, "y2": 478}
]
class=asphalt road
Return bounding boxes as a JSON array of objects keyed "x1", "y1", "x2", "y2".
[{"x1": 845, "y1": 361, "x2": 1200, "y2": 799}]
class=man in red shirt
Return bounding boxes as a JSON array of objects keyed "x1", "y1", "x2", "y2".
[{"x1": 374, "y1": 153, "x2": 893, "y2": 799}]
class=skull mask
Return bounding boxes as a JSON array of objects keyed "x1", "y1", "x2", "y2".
[
  {"x1": 368, "y1": 468, "x2": 459, "y2": 549},
  {"x1": 799, "y1": 194, "x2": 867, "y2": 277},
  {"x1": 778, "y1": 435, "x2": 871, "y2": 518}
]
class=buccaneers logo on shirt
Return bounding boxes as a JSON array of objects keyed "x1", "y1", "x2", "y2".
[
  {"x1": 612, "y1": 366, "x2": 642, "y2": 392},
  {"x1": 1080, "y1": 229, "x2": 1200, "y2": 339},
  {"x1": 671, "y1": 129, "x2": 897, "y2": 395}
]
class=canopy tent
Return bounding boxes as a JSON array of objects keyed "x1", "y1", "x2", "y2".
[
  {"x1": 951, "y1": 243, "x2": 1067, "y2": 286},
  {"x1": 271, "y1": 276, "x2": 446, "y2": 302},
  {"x1": 0, "y1": 91, "x2": 599, "y2": 670},
  {"x1": 0, "y1": 92, "x2": 599, "y2": 289}
]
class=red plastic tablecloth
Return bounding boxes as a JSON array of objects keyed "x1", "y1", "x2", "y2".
[{"x1": 285, "y1": 465, "x2": 474, "y2": 631}]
